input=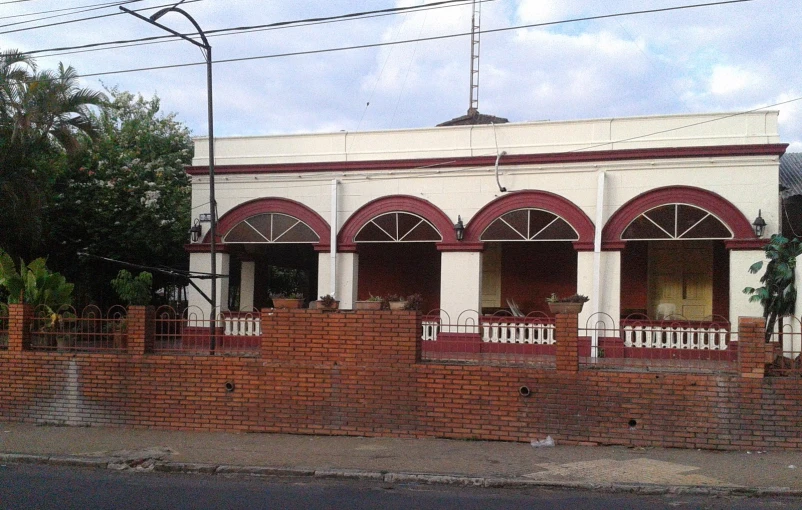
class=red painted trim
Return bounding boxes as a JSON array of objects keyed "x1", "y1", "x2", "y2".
[
  {"x1": 437, "y1": 242, "x2": 485, "y2": 252},
  {"x1": 464, "y1": 190, "x2": 595, "y2": 246},
  {"x1": 204, "y1": 197, "x2": 331, "y2": 249},
  {"x1": 602, "y1": 186, "x2": 759, "y2": 245},
  {"x1": 186, "y1": 144, "x2": 788, "y2": 175},
  {"x1": 573, "y1": 241, "x2": 596, "y2": 252},
  {"x1": 338, "y1": 195, "x2": 456, "y2": 250},
  {"x1": 725, "y1": 239, "x2": 767, "y2": 250},
  {"x1": 184, "y1": 243, "x2": 230, "y2": 254}
]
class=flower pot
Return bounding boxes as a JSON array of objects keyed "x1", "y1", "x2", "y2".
[
  {"x1": 389, "y1": 301, "x2": 407, "y2": 311},
  {"x1": 547, "y1": 302, "x2": 584, "y2": 314},
  {"x1": 355, "y1": 300, "x2": 382, "y2": 311},
  {"x1": 316, "y1": 300, "x2": 340, "y2": 310},
  {"x1": 56, "y1": 336, "x2": 73, "y2": 351},
  {"x1": 272, "y1": 298, "x2": 304, "y2": 309}
]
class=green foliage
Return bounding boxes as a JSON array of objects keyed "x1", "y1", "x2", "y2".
[
  {"x1": 743, "y1": 235, "x2": 802, "y2": 341},
  {"x1": 110, "y1": 270, "x2": 153, "y2": 306},
  {"x1": 546, "y1": 293, "x2": 590, "y2": 303},
  {"x1": 48, "y1": 86, "x2": 193, "y2": 304},
  {"x1": 0, "y1": 50, "x2": 106, "y2": 262},
  {"x1": 0, "y1": 248, "x2": 73, "y2": 312}
]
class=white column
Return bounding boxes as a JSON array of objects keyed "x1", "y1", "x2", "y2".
[
  {"x1": 440, "y1": 251, "x2": 482, "y2": 324},
  {"x1": 337, "y1": 253, "x2": 358, "y2": 309},
  {"x1": 578, "y1": 250, "x2": 620, "y2": 328},
  {"x1": 187, "y1": 251, "x2": 230, "y2": 318},
  {"x1": 239, "y1": 260, "x2": 255, "y2": 311},
  {"x1": 729, "y1": 250, "x2": 765, "y2": 323},
  {"x1": 317, "y1": 251, "x2": 358, "y2": 308}
]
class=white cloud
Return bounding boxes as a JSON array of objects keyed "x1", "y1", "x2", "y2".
[{"x1": 710, "y1": 65, "x2": 761, "y2": 96}]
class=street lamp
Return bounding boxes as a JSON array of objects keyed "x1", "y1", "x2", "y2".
[{"x1": 121, "y1": 3, "x2": 218, "y2": 351}]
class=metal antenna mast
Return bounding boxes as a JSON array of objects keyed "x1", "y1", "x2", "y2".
[{"x1": 468, "y1": 0, "x2": 481, "y2": 115}]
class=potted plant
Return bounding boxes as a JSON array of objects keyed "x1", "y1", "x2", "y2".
[
  {"x1": 387, "y1": 294, "x2": 407, "y2": 311},
  {"x1": 271, "y1": 292, "x2": 304, "y2": 309},
  {"x1": 404, "y1": 293, "x2": 423, "y2": 311},
  {"x1": 316, "y1": 294, "x2": 339, "y2": 310},
  {"x1": 355, "y1": 294, "x2": 383, "y2": 311},
  {"x1": 546, "y1": 293, "x2": 589, "y2": 314}
]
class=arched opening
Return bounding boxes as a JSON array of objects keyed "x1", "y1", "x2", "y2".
[
  {"x1": 605, "y1": 187, "x2": 756, "y2": 321},
  {"x1": 340, "y1": 196, "x2": 452, "y2": 312},
  {"x1": 215, "y1": 199, "x2": 330, "y2": 310},
  {"x1": 466, "y1": 191, "x2": 594, "y2": 315}
]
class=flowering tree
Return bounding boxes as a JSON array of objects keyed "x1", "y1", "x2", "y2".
[{"x1": 48, "y1": 87, "x2": 192, "y2": 304}]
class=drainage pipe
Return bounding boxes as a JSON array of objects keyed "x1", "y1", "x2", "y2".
[
  {"x1": 330, "y1": 179, "x2": 338, "y2": 297},
  {"x1": 591, "y1": 170, "x2": 606, "y2": 359}
]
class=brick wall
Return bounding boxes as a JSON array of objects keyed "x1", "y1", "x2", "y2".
[{"x1": 1, "y1": 307, "x2": 801, "y2": 450}]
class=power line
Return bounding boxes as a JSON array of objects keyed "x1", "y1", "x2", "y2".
[
  {"x1": 20, "y1": 0, "x2": 757, "y2": 83},
  {"x1": 0, "y1": 0, "x2": 202, "y2": 35},
  {"x1": 0, "y1": 0, "x2": 139, "y2": 22},
  {"x1": 0, "y1": 0, "x2": 141, "y2": 29},
  {"x1": 24, "y1": 0, "x2": 481, "y2": 57}
]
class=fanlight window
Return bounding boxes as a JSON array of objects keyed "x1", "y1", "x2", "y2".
[
  {"x1": 621, "y1": 204, "x2": 732, "y2": 240},
  {"x1": 480, "y1": 209, "x2": 578, "y2": 241},
  {"x1": 354, "y1": 212, "x2": 441, "y2": 242},
  {"x1": 223, "y1": 213, "x2": 319, "y2": 243}
]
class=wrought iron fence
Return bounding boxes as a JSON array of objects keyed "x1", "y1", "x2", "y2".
[
  {"x1": 419, "y1": 309, "x2": 557, "y2": 368},
  {"x1": 29, "y1": 305, "x2": 128, "y2": 352},
  {"x1": 0, "y1": 303, "x2": 8, "y2": 349},
  {"x1": 579, "y1": 313, "x2": 738, "y2": 373},
  {"x1": 154, "y1": 306, "x2": 260, "y2": 355},
  {"x1": 767, "y1": 315, "x2": 802, "y2": 377}
]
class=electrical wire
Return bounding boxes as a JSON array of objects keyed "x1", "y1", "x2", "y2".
[
  {"x1": 17, "y1": 0, "x2": 757, "y2": 84},
  {"x1": 0, "y1": 0, "x2": 138, "y2": 22},
  {"x1": 0, "y1": 0, "x2": 203, "y2": 35},
  {"x1": 24, "y1": 0, "x2": 482, "y2": 57}
]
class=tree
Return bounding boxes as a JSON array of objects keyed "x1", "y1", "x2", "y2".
[
  {"x1": 744, "y1": 235, "x2": 802, "y2": 341},
  {"x1": 0, "y1": 50, "x2": 106, "y2": 262},
  {"x1": 48, "y1": 87, "x2": 192, "y2": 305}
]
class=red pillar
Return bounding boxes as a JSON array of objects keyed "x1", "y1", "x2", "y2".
[
  {"x1": 555, "y1": 312, "x2": 579, "y2": 373},
  {"x1": 127, "y1": 305, "x2": 155, "y2": 355},
  {"x1": 7, "y1": 304, "x2": 33, "y2": 352},
  {"x1": 738, "y1": 316, "x2": 770, "y2": 379}
]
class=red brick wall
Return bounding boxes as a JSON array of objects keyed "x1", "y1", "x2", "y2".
[{"x1": 1, "y1": 309, "x2": 801, "y2": 450}]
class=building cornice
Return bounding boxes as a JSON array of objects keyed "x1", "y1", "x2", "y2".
[{"x1": 186, "y1": 144, "x2": 788, "y2": 176}]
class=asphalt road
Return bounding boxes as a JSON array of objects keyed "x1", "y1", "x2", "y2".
[{"x1": 0, "y1": 464, "x2": 798, "y2": 510}]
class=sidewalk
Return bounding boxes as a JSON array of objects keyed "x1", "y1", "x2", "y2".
[{"x1": 1, "y1": 422, "x2": 801, "y2": 495}]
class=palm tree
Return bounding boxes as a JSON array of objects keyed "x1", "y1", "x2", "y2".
[{"x1": 0, "y1": 50, "x2": 107, "y2": 261}]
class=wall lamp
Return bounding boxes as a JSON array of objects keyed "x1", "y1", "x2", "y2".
[
  {"x1": 189, "y1": 219, "x2": 202, "y2": 243},
  {"x1": 454, "y1": 216, "x2": 465, "y2": 241},
  {"x1": 752, "y1": 210, "x2": 766, "y2": 237}
]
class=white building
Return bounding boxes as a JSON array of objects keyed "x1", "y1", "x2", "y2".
[{"x1": 186, "y1": 111, "x2": 785, "y2": 330}]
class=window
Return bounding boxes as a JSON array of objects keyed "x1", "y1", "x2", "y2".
[
  {"x1": 480, "y1": 209, "x2": 578, "y2": 241},
  {"x1": 223, "y1": 213, "x2": 319, "y2": 243},
  {"x1": 621, "y1": 204, "x2": 731, "y2": 240},
  {"x1": 354, "y1": 212, "x2": 441, "y2": 242}
]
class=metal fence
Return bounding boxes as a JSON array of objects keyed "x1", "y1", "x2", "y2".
[
  {"x1": 0, "y1": 303, "x2": 8, "y2": 350},
  {"x1": 579, "y1": 313, "x2": 738, "y2": 373},
  {"x1": 154, "y1": 306, "x2": 260, "y2": 355},
  {"x1": 29, "y1": 305, "x2": 128, "y2": 352},
  {"x1": 419, "y1": 309, "x2": 557, "y2": 368},
  {"x1": 767, "y1": 315, "x2": 802, "y2": 377}
]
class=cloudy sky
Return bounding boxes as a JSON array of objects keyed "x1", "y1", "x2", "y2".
[{"x1": 5, "y1": 0, "x2": 801, "y2": 150}]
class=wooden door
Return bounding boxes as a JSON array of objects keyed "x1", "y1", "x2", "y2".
[{"x1": 648, "y1": 241, "x2": 713, "y2": 320}]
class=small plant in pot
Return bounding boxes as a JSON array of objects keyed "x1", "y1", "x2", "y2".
[
  {"x1": 355, "y1": 294, "x2": 383, "y2": 311},
  {"x1": 404, "y1": 293, "x2": 423, "y2": 311},
  {"x1": 546, "y1": 293, "x2": 589, "y2": 314},
  {"x1": 271, "y1": 292, "x2": 304, "y2": 309},
  {"x1": 316, "y1": 294, "x2": 339, "y2": 310},
  {"x1": 386, "y1": 294, "x2": 407, "y2": 311}
]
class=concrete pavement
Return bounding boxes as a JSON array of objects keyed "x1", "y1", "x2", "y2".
[{"x1": 1, "y1": 422, "x2": 801, "y2": 495}]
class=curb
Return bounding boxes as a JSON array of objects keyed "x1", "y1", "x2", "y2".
[{"x1": 2, "y1": 453, "x2": 802, "y2": 497}]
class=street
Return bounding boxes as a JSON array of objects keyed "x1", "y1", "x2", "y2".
[{"x1": 0, "y1": 464, "x2": 798, "y2": 510}]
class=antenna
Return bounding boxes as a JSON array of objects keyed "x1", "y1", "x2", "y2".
[{"x1": 468, "y1": 0, "x2": 480, "y2": 115}]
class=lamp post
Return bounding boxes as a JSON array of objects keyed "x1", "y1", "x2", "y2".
[{"x1": 121, "y1": 4, "x2": 218, "y2": 351}]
